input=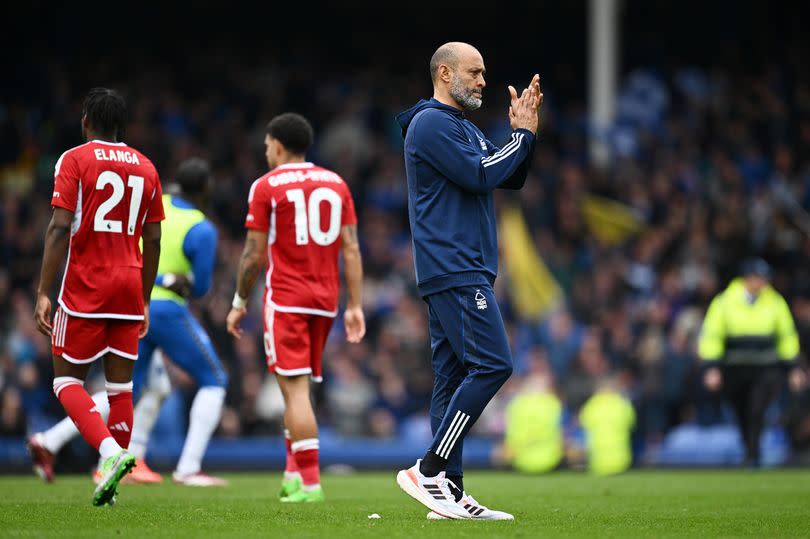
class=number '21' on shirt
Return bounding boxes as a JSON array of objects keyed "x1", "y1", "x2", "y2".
[{"x1": 51, "y1": 140, "x2": 165, "y2": 320}]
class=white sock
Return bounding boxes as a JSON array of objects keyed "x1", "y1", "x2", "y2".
[
  {"x1": 98, "y1": 437, "x2": 122, "y2": 460},
  {"x1": 284, "y1": 471, "x2": 302, "y2": 481},
  {"x1": 130, "y1": 351, "x2": 172, "y2": 460},
  {"x1": 41, "y1": 391, "x2": 110, "y2": 454},
  {"x1": 130, "y1": 389, "x2": 166, "y2": 460},
  {"x1": 175, "y1": 386, "x2": 225, "y2": 476}
]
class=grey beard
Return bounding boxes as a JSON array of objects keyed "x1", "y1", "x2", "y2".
[{"x1": 450, "y1": 78, "x2": 482, "y2": 111}]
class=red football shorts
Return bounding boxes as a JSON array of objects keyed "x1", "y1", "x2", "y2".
[
  {"x1": 51, "y1": 307, "x2": 141, "y2": 364},
  {"x1": 263, "y1": 303, "x2": 334, "y2": 382}
]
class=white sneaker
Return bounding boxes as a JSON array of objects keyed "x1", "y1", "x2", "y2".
[
  {"x1": 396, "y1": 460, "x2": 470, "y2": 520},
  {"x1": 172, "y1": 471, "x2": 229, "y2": 487},
  {"x1": 427, "y1": 492, "x2": 515, "y2": 520}
]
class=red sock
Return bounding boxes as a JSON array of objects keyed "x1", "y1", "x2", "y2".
[
  {"x1": 106, "y1": 382, "x2": 134, "y2": 449},
  {"x1": 54, "y1": 377, "x2": 112, "y2": 451},
  {"x1": 284, "y1": 430, "x2": 298, "y2": 474},
  {"x1": 292, "y1": 438, "x2": 320, "y2": 487}
]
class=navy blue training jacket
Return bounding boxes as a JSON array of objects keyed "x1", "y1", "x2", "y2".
[{"x1": 396, "y1": 98, "x2": 535, "y2": 297}]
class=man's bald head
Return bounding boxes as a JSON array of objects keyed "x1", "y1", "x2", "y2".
[
  {"x1": 429, "y1": 42, "x2": 480, "y2": 84},
  {"x1": 429, "y1": 42, "x2": 486, "y2": 111}
]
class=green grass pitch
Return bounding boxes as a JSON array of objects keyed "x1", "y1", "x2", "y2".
[{"x1": 1, "y1": 470, "x2": 809, "y2": 538}]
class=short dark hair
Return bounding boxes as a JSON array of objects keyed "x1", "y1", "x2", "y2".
[
  {"x1": 82, "y1": 88, "x2": 127, "y2": 138},
  {"x1": 266, "y1": 113, "x2": 313, "y2": 155},
  {"x1": 175, "y1": 157, "x2": 211, "y2": 196}
]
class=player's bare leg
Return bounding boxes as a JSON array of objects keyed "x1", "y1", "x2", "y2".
[{"x1": 277, "y1": 374, "x2": 323, "y2": 503}]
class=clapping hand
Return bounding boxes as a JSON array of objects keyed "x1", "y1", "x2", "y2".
[{"x1": 508, "y1": 74, "x2": 543, "y2": 134}]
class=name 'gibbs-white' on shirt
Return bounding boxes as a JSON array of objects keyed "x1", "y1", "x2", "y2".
[
  {"x1": 245, "y1": 162, "x2": 357, "y2": 317},
  {"x1": 51, "y1": 140, "x2": 165, "y2": 320}
]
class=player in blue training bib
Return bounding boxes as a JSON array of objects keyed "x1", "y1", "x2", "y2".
[{"x1": 129, "y1": 157, "x2": 228, "y2": 486}]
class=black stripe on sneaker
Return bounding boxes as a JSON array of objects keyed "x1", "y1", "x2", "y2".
[
  {"x1": 474, "y1": 508, "x2": 485, "y2": 516},
  {"x1": 432, "y1": 494, "x2": 446, "y2": 500}
]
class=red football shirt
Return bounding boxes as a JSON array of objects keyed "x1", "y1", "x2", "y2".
[
  {"x1": 51, "y1": 140, "x2": 165, "y2": 319},
  {"x1": 245, "y1": 162, "x2": 357, "y2": 317}
]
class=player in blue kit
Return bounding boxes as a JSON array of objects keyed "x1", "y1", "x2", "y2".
[
  {"x1": 29, "y1": 158, "x2": 228, "y2": 486},
  {"x1": 129, "y1": 157, "x2": 228, "y2": 486}
]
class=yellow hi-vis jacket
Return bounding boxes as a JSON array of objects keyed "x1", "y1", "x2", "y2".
[
  {"x1": 698, "y1": 278, "x2": 799, "y2": 366},
  {"x1": 579, "y1": 390, "x2": 635, "y2": 476},
  {"x1": 504, "y1": 391, "x2": 563, "y2": 473}
]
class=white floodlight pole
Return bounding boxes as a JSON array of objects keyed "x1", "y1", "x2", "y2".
[{"x1": 588, "y1": 0, "x2": 620, "y2": 168}]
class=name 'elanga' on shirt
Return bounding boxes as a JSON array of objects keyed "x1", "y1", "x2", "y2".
[
  {"x1": 93, "y1": 148, "x2": 141, "y2": 164},
  {"x1": 267, "y1": 169, "x2": 342, "y2": 187}
]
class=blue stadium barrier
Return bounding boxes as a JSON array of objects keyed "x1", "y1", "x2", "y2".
[
  {"x1": 0, "y1": 434, "x2": 496, "y2": 472},
  {"x1": 652, "y1": 423, "x2": 789, "y2": 467},
  {"x1": 0, "y1": 424, "x2": 790, "y2": 472},
  {"x1": 150, "y1": 433, "x2": 496, "y2": 471},
  {"x1": 2, "y1": 391, "x2": 501, "y2": 473},
  {"x1": 0, "y1": 399, "x2": 791, "y2": 473}
]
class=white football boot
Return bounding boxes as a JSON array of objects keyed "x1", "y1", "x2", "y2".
[
  {"x1": 427, "y1": 491, "x2": 515, "y2": 520},
  {"x1": 172, "y1": 471, "x2": 228, "y2": 487},
  {"x1": 396, "y1": 460, "x2": 470, "y2": 519}
]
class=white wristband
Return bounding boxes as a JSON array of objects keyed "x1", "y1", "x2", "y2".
[{"x1": 232, "y1": 292, "x2": 247, "y2": 310}]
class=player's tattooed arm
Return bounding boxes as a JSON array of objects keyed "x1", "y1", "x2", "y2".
[
  {"x1": 235, "y1": 229, "x2": 268, "y2": 299},
  {"x1": 341, "y1": 223, "x2": 359, "y2": 246},
  {"x1": 340, "y1": 224, "x2": 362, "y2": 309},
  {"x1": 228, "y1": 229, "x2": 267, "y2": 339},
  {"x1": 34, "y1": 208, "x2": 73, "y2": 335},
  {"x1": 340, "y1": 224, "x2": 365, "y2": 343}
]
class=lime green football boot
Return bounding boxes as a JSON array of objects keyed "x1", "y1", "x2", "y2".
[
  {"x1": 92, "y1": 450, "x2": 135, "y2": 507},
  {"x1": 278, "y1": 476, "x2": 302, "y2": 499},
  {"x1": 280, "y1": 486, "x2": 325, "y2": 503}
]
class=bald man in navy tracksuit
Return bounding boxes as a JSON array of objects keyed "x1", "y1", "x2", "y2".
[{"x1": 395, "y1": 42, "x2": 541, "y2": 521}]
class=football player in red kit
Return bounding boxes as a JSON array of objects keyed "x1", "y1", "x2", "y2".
[
  {"x1": 227, "y1": 113, "x2": 365, "y2": 502},
  {"x1": 32, "y1": 88, "x2": 164, "y2": 506}
]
